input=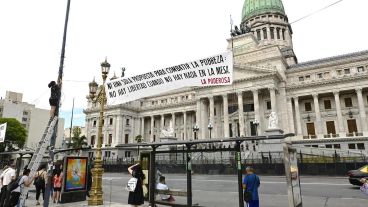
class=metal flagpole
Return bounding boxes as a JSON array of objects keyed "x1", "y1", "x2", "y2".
[{"x1": 44, "y1": 0, "x2": 71, "y2": 206}]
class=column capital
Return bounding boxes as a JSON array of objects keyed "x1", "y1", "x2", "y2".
[
  {"x1": 268, "y1": 86, "x2": 276, "y2": 91},
  {"x1": 222, "y1": 93, "x2": 228, "y2": 98},
  {"x1": 251, "y1": 88, "x2": 259, "y2": 94},
  {"x1": 355, "y1": 87, "x2": 363, "y2": 93},
  {"x1": 312, "y1": 93, "x2": 319, "y2": 99},
  {"x1": 236, "y1": 91, "x2": 243, "y2": 96},
  {"x1": 286, "y1": 97, "x2": 292, "y2": 102},
  {"x1": 332, "y1": 90, "x2": 340, "y2": 95},
  {"x1": 208, "y1": 95, "x2": 214, "y2": 100},
  {"x1": 293, "y1": 96, "x2": 299, "y2": 101}
]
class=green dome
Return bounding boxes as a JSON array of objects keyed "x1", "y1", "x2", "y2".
[{"x1": 242, "y1": 0, "x2": 285, "y2": 22}]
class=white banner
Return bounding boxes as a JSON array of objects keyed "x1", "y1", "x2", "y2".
[
  {"x1": 105, "y1": 51, "x2": 233, "y2": 105},
  {"x1": 0, "y1": 123, "x2": 7, "y2": 143}
]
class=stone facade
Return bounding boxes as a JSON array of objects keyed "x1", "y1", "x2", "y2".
[{"x1": 83, "y1": 1, "x2": 368, "y2": 159}]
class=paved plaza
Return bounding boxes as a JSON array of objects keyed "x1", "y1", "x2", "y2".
[{"x1": 24, "y1": 172, "x2": 367, "y2": 207}]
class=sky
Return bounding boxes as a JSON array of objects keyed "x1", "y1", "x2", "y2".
[{"x1": 1, "y1": 0, "x2": 367, "y2": 128}]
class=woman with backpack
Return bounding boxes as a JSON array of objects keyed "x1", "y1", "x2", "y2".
[
  {"x1": 7, "y1": 168, "x2": 33, "y2": 207},
  {"x1": 34, "y1": 166, "x2": 47, "y2": 205},
  {"x1": 52, "y1": 171, "x2": 63, "y2": 203}
]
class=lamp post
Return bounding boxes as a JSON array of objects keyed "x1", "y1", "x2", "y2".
[
  {"x1": 208, "y1": 122, "x2": 213, "y2": 139},
  {"x1": 192, "y1": 124, "x2": 199, "y2": 140},
  {"x1": 88, "y1": 58, "x2": 110, "y2": 206}
]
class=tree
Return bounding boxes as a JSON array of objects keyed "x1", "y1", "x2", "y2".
[
  {"x1": 69, "y1": 126, "x2": 87, "y2": 155},
  {"x1": 0, "y1": 118, "x2": 27, "y2": 152}
]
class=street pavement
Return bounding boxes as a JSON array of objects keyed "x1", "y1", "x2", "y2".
[{"x1": 25, "y1": 173, "x2": 367, "y2": 207}]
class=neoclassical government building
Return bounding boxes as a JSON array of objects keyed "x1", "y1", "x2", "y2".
[{"x1": 84, "y1": 0, "x2": 368, "y2": 159}]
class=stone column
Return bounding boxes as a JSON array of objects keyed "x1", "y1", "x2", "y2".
[
  {"x1": 266, "y1": 26, "x2": 271, "y2": 41},
  {"x1": 209, "y1": 96, "x2": 215, "y2": 138},
  {"x1": 171, "y1": 113, "x2": 176, "y2": 136},
  {"x1": 252, "y1": 89, "x2": 261, "y2": 135},
  {"x1": 161, "y1": 115, "x2": 165, "y2": 132},
  {"x1": 196, "y1": 99, "x2": 201, "y2": 139},
  {"x1": 183, "y1": 112, "x2": 187, "y2": 140},
  {"x1": 269, "y1": 87, "x2": 277, "y2": 113},
  {"x1": 237, "y1": 92, "x2": 245, "y2": 137},
  {"x1": 141, "y1": 117, "x2": 145, "y2": 137},
  {"x1": 222, "y1": 94, "x2": 229, "y2": 137},
  {"x1": 293, "y1": 97, "x2": 302, "y2": 136},
  {"x1": 333, "y1": 90, "x2": 345, "y2": 136},
  {"x1": 356, "y1": 88, "x2": 368, "y2": 134},
  {"x1": 150, "y1": 116, "x2": 154, "y2": 142},
  {"x1": 201, "y1": 99, "x2": 207, "y2": 139},
  {"x1": 312, "y1": 93, "x2": 323, "y2": 137},
  {"x1": 286, "y1": 97, "x2": 295, "y2": 134}
]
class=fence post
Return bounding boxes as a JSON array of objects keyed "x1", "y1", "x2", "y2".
[{"x1": 235, "y1": 141, "x2": 244, "y2": 207}]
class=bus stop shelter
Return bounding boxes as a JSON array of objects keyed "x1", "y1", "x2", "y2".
[{"x1": 117, "y1": 133, "x2": 294, "y2": 207}]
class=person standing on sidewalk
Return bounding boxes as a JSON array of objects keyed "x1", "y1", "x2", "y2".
[
  {"x1": 0, "y1": 164, "x2": 15, "y2": 207},
  {"x1": 34, "y1": 165, "x2": 47, "y2": 205},
  {"x1": 243, "y1": 166, "x2": 260, "y2": 207},
  {"x1": 8, "y1": 168, "x2": 33, "y2": 207},
  {"x1": 127, "y1": 163, "x2": 145, "y2": 207}
]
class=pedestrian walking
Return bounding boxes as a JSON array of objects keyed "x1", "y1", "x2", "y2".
[
  {"x1": 243, "y1": 166, "x2": 260, "y2": 207},
  {"x1": 0, "y1": 164, "x2": 15, "y2": 207},
  {"x1": 127, "y1": 163, "x2": 145, "y2": 207},
  {"x1": 7, "y1": 168, "x2": 33, "y2": 207},
  {"x1": 34, "y1": 165, "x2": 47, "y2": 205}
]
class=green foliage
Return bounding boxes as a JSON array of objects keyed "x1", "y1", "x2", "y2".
[
  {"x1": 0, "y1": 118, "x2": 27, "y2": 152},
  {"x1": 70, "y1": 126, "x2": 87, "y2": 149},
  {"x1": 135, "y1": 135, "x2": 143, "y2": 143}
]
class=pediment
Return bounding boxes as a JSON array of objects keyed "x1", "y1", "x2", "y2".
[{"x1": 233, "y1": 63, "x2": 276, "y2": 80}]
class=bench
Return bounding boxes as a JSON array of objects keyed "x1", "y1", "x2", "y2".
[{"x1": 154, "y1": 189, "x2": 203, "y2": 207}]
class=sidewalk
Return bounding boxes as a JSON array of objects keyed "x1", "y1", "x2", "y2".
[{"x1": 26, "y1": 201, "x2": 131, "y2": 207}]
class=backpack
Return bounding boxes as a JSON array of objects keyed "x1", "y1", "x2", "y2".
[
  {"x1": 34, "y1": 172, "x2": 45, "y2": 187},
  {"x1": 7, "y1": 177, "x2": 22, "y2": 192}
]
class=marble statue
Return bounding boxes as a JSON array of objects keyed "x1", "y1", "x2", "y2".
[
  {"x1": 268, "y1": 111, "x2": 278, "y2": 129},
  {"x1": 161, "y1": 120, "x2": 174, "y2": 137}
]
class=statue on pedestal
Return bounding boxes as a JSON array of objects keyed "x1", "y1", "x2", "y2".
[
  {"x1": 268, "y1": 112, "x2": 278, "y2": 129},
  {"x1": 161, "y1": 120, "x2": 174, "y2": 137}
]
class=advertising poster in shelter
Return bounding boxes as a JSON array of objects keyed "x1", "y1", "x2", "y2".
[
  {"x1": 105, "y1": 51, "x2": 233, "y2": 105},
  {"x1": 64, "y1": 157, "x2": 88, "y2": 192},
  {"x1": 0, "y1": 123, "x2": 7, "y2": 143}
]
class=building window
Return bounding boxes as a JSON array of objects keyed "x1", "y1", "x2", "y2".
[
  {"x1": 22, "y1": 117, "x2": 27, "y2": 122},
  {"x1": 344, "y1": 68, "x2": 350, "y2": 74},
  {"x1": 324, "y1": 72, "x2": 330, "y2": 78},
  {"x1": 326, "y1": 144, "x2": 332, "y2": 148},
  {"x1": 126, "y1": 119, "x2": 130, "y2": 125},
  {"x1": 125, "y1": 134, "x2": 129, "y2": 144},
  {"x1": 344, "y1": 97, "x2": 352, "y2": 107},
  {"x1": 228, "y1": 105, "x2": 238, "y2": 114},
  {"x1": 333, "y1": 144, "x2": 341, "y2": 149},
  {"x1": 23, "y1": 111, "x2": 28, "y2": 115},
  {"x1": 357, "y1": 143, "x2": 365, "y2": 150},
  {"x1": 324, "y1": 100, "x2": 331, "y2": 110},
  {"x1": 262, "y1": 28, "x2": 267, "y2": 39},
  {"x1": 270, "y1": 27, "x2": 275, "y2": 39},
  {"x1": 244, "y1": 104, "x2": 254, "y2": 112},
  {"x1": 93, "y1": 120, "x2": 97, "y2": 127},
  {"x1": 305, "y1": 102, "x2": 312, "y2": 111},
  {"x1": 104, "y1": 151, "x2": 111, "y2": 157},
  {"x1": 91, "y1": 135, "x2": 95, "y2": 146},
  {"x1": 109, "y1": 118, "x2": 113, "y2": 125},
  {"x1": 22, "y1": 124, "x2": 27, "y2": 128},
  {"x1": 357, "y1": 66, "x2": 365, "y2": 72},
  {"x1": 348, "y1": 143, "x2": 356, "y2": 149},
  {"x1": 336, "y1": 70, "x2": 342, "y2": 75},
  {"x1": 214, "y1": 108, "x2": 216, "y2": 116},
  {"x1": 317, "y1": 73, "x2": 323, "y2": 79},
  {"x1": 125, "y1": 151, "x2": 131, "y2": 157},
  {"x1": 266, "y1": 101, "x2": 271, "y2": 110},
  {"x1": 305, "y1": 75, "x2": 311, "y2": 80},
  {"x1": 298, "y1": 76, "x2": 304, "y2": 81},
  {"x1": 282, "y1": 29, "x2": 285, "y2": 40},
  {"x1": 256, "y1": 30, "x2": 261, "y2": 40},
  {"x1": 276, "y1": 28, "x2": 280, "y2": 39},
  {"x1": 108, "y1": 134, "x2": 112, "y2": 145}
]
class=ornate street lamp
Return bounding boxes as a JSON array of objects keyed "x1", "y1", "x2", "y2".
[
  {"x1": 192, "y1": 124, "x2": 199, "y2": 140},
  {"x1": 207, "y1": 122, "x2": 213, "y2": 139},
  {"x1": 88, "y1": 58, "x2": 110, "y2": 206}
]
